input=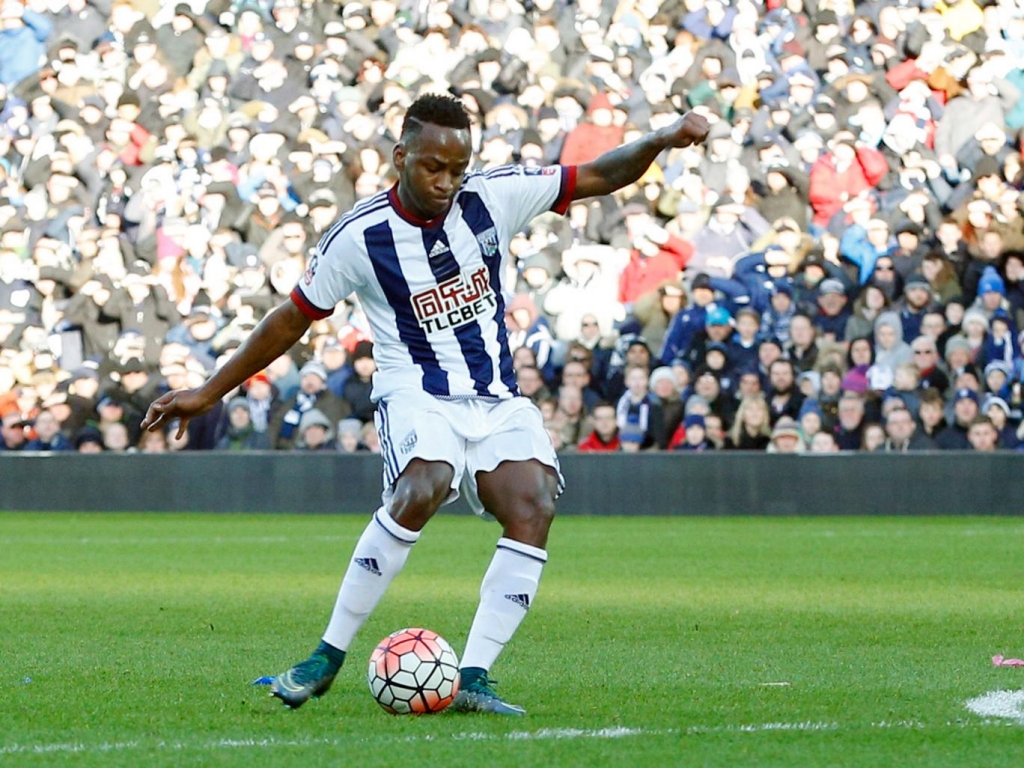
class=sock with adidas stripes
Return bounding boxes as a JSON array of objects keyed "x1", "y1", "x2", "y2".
[
  {"x1": 460, "y1": 537, "x2": 547, "y2": 672},
  {"x1": 322, "y1": 508, "x2": 420, "y2": 652}
]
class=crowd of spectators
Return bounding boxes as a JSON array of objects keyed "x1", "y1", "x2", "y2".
[{"x1": 2, "y1": 0, "x2": 1024, "y2": 455}]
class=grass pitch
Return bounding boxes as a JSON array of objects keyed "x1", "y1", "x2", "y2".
[{"x1": 1, "y1": 513, "x2": 1022, "y2": 767}]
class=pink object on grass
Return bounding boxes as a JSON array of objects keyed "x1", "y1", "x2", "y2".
[{"x1": 992, "y1": 655, "x2": 1024, "y2": 667}]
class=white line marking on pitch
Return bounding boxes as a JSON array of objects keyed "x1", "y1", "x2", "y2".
[
  {"x1": 0, "y1": 718, "x2": 1014, "y2": 758},
  {"x1": 965, "y1": 690, "x2": 1024, "y2": 723},
  {"x1": 0, "y1": 535, "x2": 348, "y2": 546}
]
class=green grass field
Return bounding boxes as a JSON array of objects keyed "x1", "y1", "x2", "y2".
[{"x1": 2, "y1": 513, "x2": 1023, "y2": 767}]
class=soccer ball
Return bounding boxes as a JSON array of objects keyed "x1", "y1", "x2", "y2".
[{"x1": 367, "y1": 628, "x2": 460, "y2": 714}]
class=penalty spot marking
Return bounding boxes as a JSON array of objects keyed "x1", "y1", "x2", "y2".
[{"x1": 965, "y1": 690, "x2": 1024, "y2": 723}]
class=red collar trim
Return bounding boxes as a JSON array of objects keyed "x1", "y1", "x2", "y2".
[{"x1": 388, "y1": 184, "x2": 447, "y2": 228}]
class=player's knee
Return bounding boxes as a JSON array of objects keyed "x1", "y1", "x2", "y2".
[
  {"x1": 389, "y1": 476, "x2": 448, "y2": 528},
  {"x1": 506, "y1": 486, "x2": 556, "y2": 532},
  {"x1": 528, "y1": 489, "x2": 556, "y2": 525}
]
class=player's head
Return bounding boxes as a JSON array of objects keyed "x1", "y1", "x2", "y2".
[{"x1": 394, "y1": 93, "x2": 472, "y2": 220}]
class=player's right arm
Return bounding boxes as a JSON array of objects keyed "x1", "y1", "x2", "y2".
[
  {"x1": 573, "y1": 112, "x2": 710, "y2": 200},
  {"x1": 141, "y1": 299, "x2": 312, "y2": 438}
]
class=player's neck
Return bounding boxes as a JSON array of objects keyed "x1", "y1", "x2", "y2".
[{"x1": 390, "y1": 184, "x2": 447, "y2": 228}]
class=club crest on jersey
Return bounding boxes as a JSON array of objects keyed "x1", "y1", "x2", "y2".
[
  {"x1": 399, "y1": 430, "x2": 418, "y2": 454},
  {"x1": 410, "y1": 266, "x2": 496, "y2": 334},
  {"x1": 303, "y1": 250, "x2": 320, "y2": 286},
  {"x1": 475, "y1": 226, "x2": 499, "y2": 258}
]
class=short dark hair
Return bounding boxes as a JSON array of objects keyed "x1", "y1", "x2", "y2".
[
  {"x1": 884, "y1": 405, "x2": 912, "y2": 424},
  {"x1": 969, "y1": 414, "x2": 995, "y2": 430},
  {"x1": 401, "y1": 93, "x2": 470, "y2": 141}
]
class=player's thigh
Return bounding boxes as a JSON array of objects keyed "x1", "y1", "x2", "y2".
[
  {"x1": 389, "y1": 458, "x2": 456, "y2": 530},
  {"x1": 376, "y1": 397, "x2": 465, "y2": 528},
  {"x1": 469, "y1": 398, "x2": 562, "y2": 525}
]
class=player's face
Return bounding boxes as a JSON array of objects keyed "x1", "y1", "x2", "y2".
[{"x1": 394, "y1": 123, "x2": 472, "y2": 220}]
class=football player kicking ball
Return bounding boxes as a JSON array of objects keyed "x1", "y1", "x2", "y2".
[{"x1": 143, "y1": 94, "x2": 708, "y2": 715}]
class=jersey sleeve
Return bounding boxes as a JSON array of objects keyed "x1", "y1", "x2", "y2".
[
  {"x1": 480, "y1": 165, "x2": 577, "y2": 236},
  {"x1": 290, "y1": 230, "x2": 363, "y2": 320}
]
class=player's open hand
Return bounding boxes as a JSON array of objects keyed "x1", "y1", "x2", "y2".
[
  {"x1": 141, "y1": 388, "x2": 213, "y2": 440},
  {"x1": 668, "y1": 112, "x2": 711, "y2": 148}
]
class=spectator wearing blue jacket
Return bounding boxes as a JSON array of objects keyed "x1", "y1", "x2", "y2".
[
  {"x1": 730, "y1": 245, "x2": 796, "y2": 314},
  {"x1": 0, "y1": 2, "x2": 52, "y2": 88},
  {"x1": 659, "y1": 273, "x2": 742, "y2": 365},
  {"x1": 840, "y1": 217, "x2": 897, "y2": 284},
  {"x1": 506, "y1": 293, "x2": 556, "y2": 384},
  {"x1": 813, "y1": 278, "x2": 852, "y2": 341},
  {"x1": 678, "y1": 306, "x2": 736, "y2": 373},
  {"x1": 23, "y1": 410, "x2": 73, "y2": 452},
  {"x1": 760, "y1": 283, "x2": 797, "y2": 346},
  {"x1": 895, "y1": 274, "x2": 935, "y2": 342},
  {"x1": 681, "y1": 0, "x2": 737, "y2": 42}
]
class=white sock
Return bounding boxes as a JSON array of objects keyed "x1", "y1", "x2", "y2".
[
  {"x1": 460, "y1": 537, "x2": 547, "y2": 671},
  {"x1": 322, "y1": 508, "x2": 420, "y2": 651}
]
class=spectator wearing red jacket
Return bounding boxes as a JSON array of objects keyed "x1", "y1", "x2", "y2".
[
  {"x1": 617, "y1": 203, "x2": 694, "y2": 307},
  {"x1": 808, "y1": 130, "x2": 888, "y2": 228},
  {"x1": 559, "y1": 91, "x2": 625, "y2": 166},
  {"x1": 577, "y1": 402, "x2": 621, "y2": 452}
]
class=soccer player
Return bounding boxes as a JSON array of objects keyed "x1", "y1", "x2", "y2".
[{"x1": 142, "y1": 94, "x2": 708, "y2": 715}]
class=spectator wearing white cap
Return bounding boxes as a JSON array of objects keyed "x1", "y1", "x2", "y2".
[
  {"x1": 871, "y1": 310, "x2": 913, "y2": 386},
  {"x1": 981, "y1": 395, "x2": 1018, "y2": 448},
  {"x1": 293, "y1": 407, "x2": 336, "y2": 451},
  {"x1": 813, "y1": 278, "x2": 851, "y2": 340},
  {"x1": 215, "y1": 395, "x2": 270, "y2": 451}
]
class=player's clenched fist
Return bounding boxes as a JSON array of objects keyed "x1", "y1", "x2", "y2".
[{"x1": 669, "y1": 112, "x2": 710, "y2": 148}]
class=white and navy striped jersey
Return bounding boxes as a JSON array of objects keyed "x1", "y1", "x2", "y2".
[{"x1": 291, "y1": 164, "x2": 577, "y2": 402}]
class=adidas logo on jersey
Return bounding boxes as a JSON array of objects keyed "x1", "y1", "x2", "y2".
[
  {"x1": 428, "y1": 240, "x2": 450, "y2": 260},
  {"x1": 355, "y1": 557, "x2": 382, "y2": 576},
  {"x1": 505, "y1": 593, "x2": 530, "y2": 610}
]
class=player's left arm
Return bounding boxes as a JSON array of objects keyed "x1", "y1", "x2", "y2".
[{"x1": 572, "y1": 112, "x2": 710, "y2": 201}]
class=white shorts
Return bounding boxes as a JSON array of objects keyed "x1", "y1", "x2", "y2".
[{"x1": 373, "y1": 392, "x2": 564, "y2": 518}]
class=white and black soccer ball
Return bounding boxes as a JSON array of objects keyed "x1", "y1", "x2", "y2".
[{"x1": 367, "y1": 628, "x2": 460, "y2": 714}]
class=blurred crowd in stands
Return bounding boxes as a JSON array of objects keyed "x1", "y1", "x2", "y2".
[{"x1": 2, "y1": 0, "x2": 1024, "y2": 455}]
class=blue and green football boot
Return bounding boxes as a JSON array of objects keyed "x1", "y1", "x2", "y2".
[
  {"x1": 450, "y1": 667, "x2": 526, "y2": 716},
  {"x1": 269, "y1": 641, "x2": 346, "y2": 709}
]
